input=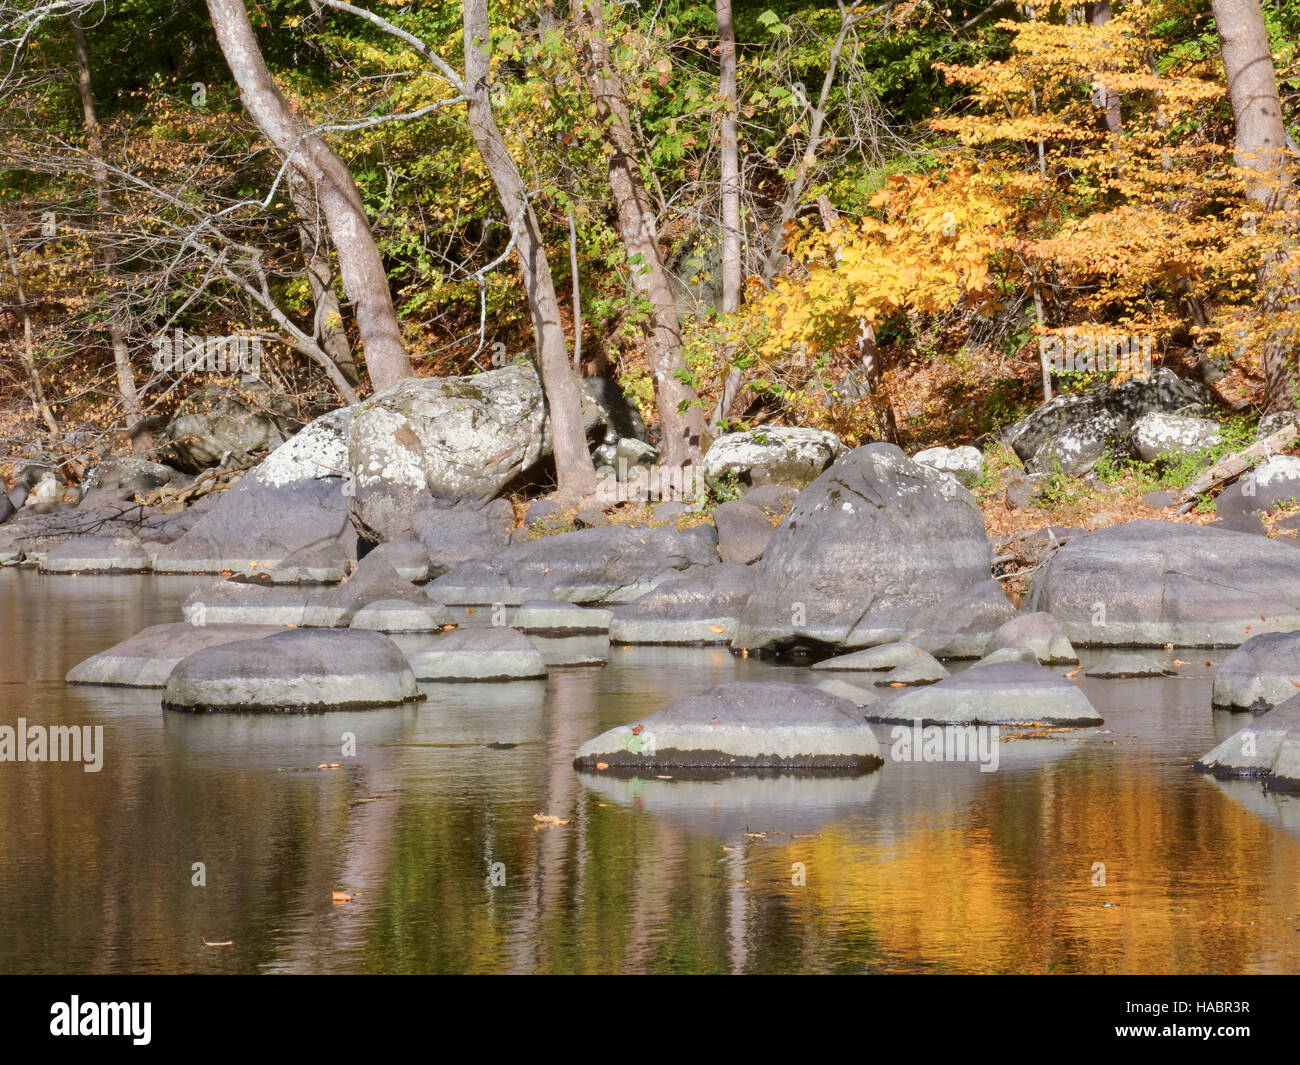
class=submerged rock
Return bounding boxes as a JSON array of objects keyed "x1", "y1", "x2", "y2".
[
  {"x1": 1211, "y1": 632, "x2": 1300, "y2": 711},
  {"x1": 41, "y1": 536, "x2": 152, "y2": 574},
  {"x1": 866, "y1": 661, "x2": 1102, "y2": 726},
  {"x1": 733, "y1": 444, "x2": 991, "y2": 653},
  {"x1": 1027, "y1": 520, "x2": 1300, "y2": 646},
  {"x1": 1195, "y1": 696, "x2": 1300, "y2": 791},
  {"x1": 350, "y1": 598, "x2": 453, "y2": 633},
  {"x1": 163, "y1": 628, "x2": 420, "y2": 712},
  {"x1": 407, "y1": 627, "x2": 547, "y2": 682},
  {"x1": 513, "y1": 601, "x2": 612, "y2": 636},
  {"x1": 1085, "y1": 653, "x2": 1175, "y2": 679},
  {"x1": 66, "y1": 622, "x2": 282, "y2": 687},
  {"x1": 573, "y1": 681, "x2": 882, "y2": 772}
]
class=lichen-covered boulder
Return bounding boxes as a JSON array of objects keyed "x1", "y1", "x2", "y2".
[
  {"x1": 703, "y1": 427, "x2": 843, "y2": 493},
  {"x1": 912, "y1": 445, "x2": 984, "y2": 487},
  {"x1": 158, "y1": 380, "x2": 298, "y2": 473},
  {"x1": 1130, "y1": 411, "x2": 1220, "y2": 463}
]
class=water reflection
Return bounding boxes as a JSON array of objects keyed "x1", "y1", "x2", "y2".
[{"x1": 3, "y1": 567, "x2": 1300, "y2": 973}]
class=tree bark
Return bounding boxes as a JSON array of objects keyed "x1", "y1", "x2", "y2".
[
  {"x1": 464, "y1": 0, "x2": 596, "y2": 500},
  {"x1": 285, "y1": 168, "x2": 360, "y2": 386},
  {"x1": 206, "y1": 0, "x2": 411, "y2": 391},
  {"x1": 2, "y1": 218, "x2": 61, "y2": 446},
  {"x1": 574, "y1": 0, "x2": 707, "y2": 464},
  {"x1": 716, "y1": 0, "x2": 741, "y2": 314},
  {"x1": 1212, "y1": 0, "x2": 1299, "y2": 412},
  {"x1": 1086, "y1": 1, "x2": 1122, "y2": 137},
  {"x1": 71, "y1": 14, "x2": 153, "y2": 456}
]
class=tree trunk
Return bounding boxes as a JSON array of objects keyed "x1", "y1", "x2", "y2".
[
  {"x1": 1086, "y1": 1, "x2": 1122, "y2": 137},
  {"x1": 71, "y1": 14, "x2": 153, "y2": 456},
  {"x1": 205, "y1": 0, "x2": 411, "y2": 391},
  {"x1": 716, "y1": 0, "x2": 741, "y2": 313},
  {"x1": 2, "y1": 218, "x2": 61, "y2": 446},
  {"x1": 1212, "y1": 0, "x2": 1299, "y2": 412},
  {"x1": 285, "y1": 169, "x2": 360, "y2": 386},
  {"x1": 463, "y1": 0, "x2": 596, "y2": 500},
  {"x1": 574, "y1": 0, "x2": 707, "y2": 465}
]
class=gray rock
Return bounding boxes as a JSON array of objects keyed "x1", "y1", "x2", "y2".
[
  {"x1": 814, "y1": 678, "x2": 880, "y2": 707},
  {"x1": 513, "y1": 601, "x2": 612, "y2": 636},
  {"x1": 0, "y1": 493, "x2": 14, "y2": 526},
  {"x1": 361, "y1": 540, "x2": 430, "y2": 583},
  {"x1": 533, "y1": 637, "x2": 609, "y2": 668},
  {"x1": 1212, "y1": 631, "x2": 1300, "y2": 711},
  {"x1": 703, "y1": 427, "x2": 844, "y2": 492},
  {"x1": 163, "y1": 628, "x2": 421, "y2": 712},
  {"x1": 345, "y1": 365, "x2": 606, "y2": 542},
  {"x1": 1027, "y1": 520, "x2": 1300, "y2": 646},
  {"x1": 711, "y1": 499, "x2": 775, "y2": 564},
  {"x1": 988, "y1": 612, "x2": 1078, "y2": 664},
  {"x1": 901, "y1": 579, "x2": 1018, "y2": 659},
  {"x1": 304, "y1": 555, "x2": 429, "y2": 627},
  {"x1": 350, "y1": 598, "x2": 454, "y2": 633},
  {"x1": 1004, "y1": 471, "x2": 1047, "y2": 510},
  {"x1": 1085, "y1": 653, "x2": 1175, "y2": 678},
  {"x1": 866, "y1": 661, "x2": 1103, "y2": 726},
  {"x1": 653, "y1": 501, "x2": 692, "y2": 522},
  {"x1": 1257, "y1": 412, "x2": 1298, "y2": 440},
  {"x1": 158, "y1": 380, "x2": 297, "y2": 473},
  {"x1": 1216, "y1": 456, "x2": 1300, "y2": 520},
  {"x1": 269, "y1": 542, "x2": 350, "y2": 584},
  {"x1": 973, "y1": 645, "x2": 1039, "y2": 667},
  {"x1": 1208, "y1": 513, "x2": 1267, "y2": 536},
  {"x1": 573, "y1": 681, "x2": 883, "y2": 771},
  {"x1": 1194, "y1": 695, "x2": 1300, "y2": 790},
  {"x1": 181, "y1": 582, "x2": 312, "y2": 627},
  {"x1": 912, "y1": 445, "x2": 984, "y2": 486},
  {"x1": 813, "y1": 642, "x2": 937, "y2": 672},
  {"x1": 1131, "y1": 411, "x2": 1220, "y2": 463},
  {"x1": 733, "y1": 444, "x2": 991, "y2": 653},
  {"x1": 427, "y1": 524, "x2": 719, "y2": 606},
  {"x1": 574, "y1": 507, "x2": 610, "y2": 528},
  {"x1": 740, "y1": 482, "x2": 799, "y2": 516},
  {"x1": 40, "y1": 536, "x2": 152, "y2": 574},
  {"x1": 874, "y1": 653, "x2": 949, "y2": 687},
  {"x1": 153, "y1": 406, "x2": 357, "y2": 574},
  {"x1": 1002, "y1": 369, "x2": 1210, "y2": 474},
  {"x1": 608, "y1": 563, "x2": 754, "y2": 645},
  {"x1": 66, "y1": 622, "x2": 282, "y2": 687},
  {"x1": 407, "y1": 627, "x2": 547, "y2": 681},
  {"x1": 1140, "y1": 490, "x2": 1177, "y2": 511},
  {"x1": 79, "y1": 457, "x2": 179, "y2": 505},
  {"x1": 414, "y1": 498, "x2": 514, "y2": 574},
  {"x1": 525, "y1": 499, "x2": 562, "y2": 526}
]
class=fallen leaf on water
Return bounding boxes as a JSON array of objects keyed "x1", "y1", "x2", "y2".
[
  {"x1": 889, "y1": 682, "x2": 906, "y2": 688},
  {"x1": 744, "y1": 832, "x2": 766, "y2": 839},
  {"x1": 710, "y1": 625, "x2": 725, "y2": 633},
  {"x1": 595, "y1": 762, "x2": 609, "y2": 770},
  {"x1": 656, "y1": 774, "x2": 673, "y2": 780},
  {"x1": 1066, "y1": 665, "x2": 1083, "y2": 678},
  {"x1": 533, "y1": 813, "x2": 570, "y2": 827},
  {"x1": 331, "y1": 892, "x2": 353, "y2": 904},
  {"x1": 201, "y1": 937, "x2": 233, "y2": 947},
  {"x1": 352, "y1": 797, "x2": 379, "y2": 804},
  {"x1": 631, "y1": 724, "x2": 645, "y2": 735}
]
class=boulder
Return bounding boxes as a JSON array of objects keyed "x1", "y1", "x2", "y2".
[
  {"x1": 741, "y1": 482, "x2": 800, "y2": 516},
  {"x1": 1194, "y1": 695, "x2": 1300, "y2": 791},
  {"x1": 1215, "y1": 456, "x2": 1300, "y2": 521},
  {"x1": 865, "y1": 661, "x2": 1103, "y2": 726},
  {"x1": 302, "y1": 556, "x2": 430, "y2": 627},
  {"x1": 163, "y1": 628, "x2": 421, "y2": 712},
  {"x1": 414, "y1": 498, "x2": 514, "y2": 575},
  {"x1": 513, "y1": 601, "x2": 612, "y2": 636},
  {"x1": 703, "y1": 427, "x2": 843, "y2": 492},
  {"x1": 1002, "y1": 369, "x2": 1210, "y2": 474},
  {"x1": 79, "y1": 457, "x2": 179, "y2": 505},
  {"x1": 711, "y1": 499, "x2": 775, "y2": 564},
  {"x1": 814, "y1": 678, "x2": 880, "y2": 707},
  {"x1": 812, "y1": 642, "x2": 937, "y2": 672},
  {"x1": 181, "y1": 582, "x2": 312, "y2": 627},
  {"x1": 901, "y1": 579, "x2": 1018, "y2": 659},
  {"x1": 0, "y1": 493, "x2": 14, "y2": 526},
  {"x1": 973, "y1": 645, "x2": 1038, "y2": 667},
  {"x1": 912, "y1": 445, "x2": 984, "y2": 487},
  {"x1": 874, "y1": 653, "x2": 949, "y2": 687},
  {"x1": 573, "y1": 681, "x2": 883, "y2": 772},
  {"x1": 1026, "y1": 520, "x2": 1300, "y2": 646},
  {"x1": 345, "y1": 365, "x2": 606, "y2": 543},
  {"x1": 153, "y1": 406, "x2": 356, "y2": 574},
  {"x1": 1131, "y1": 411, "x2": 1220, "y2": 463},
  {"x1": 426, "y1": 524, "x2": 719, "y2": 606},
  {"x1": 158, "y1": 380, "x2": 297, "y2": 473},
  {"x1": 1085, "y1": 653, "x2": 1175, "y2": 679},
  {"x1": 350, "y1": 598, "x2": 454, "y2": 633},
  {"x1": 608, "y1": 563, "x2": 754, "y2": 645},
  {"x1": 40, "y1": 536, "x2": 152, "y2": 574},
  {"x1": 268, "y1": 542, "x2": 350, "y2": 584},
  {"x1": 407, "y1": 627, "x2": 547, "y2": 682},
  {"x1": 987, "y1": 612, "x2": 1078, "y2": 664},
  {"x1": 1211, "y1": 631, "x2": 1300, "y2": 711},
  {"x1": 732, "y1": 444, "x2": 991, "y2": 653},
  {"x1": 66, "y1": 622, "x2": 282, "y2": 687},
  {"x1": 360, "y1": 540, "x2": 431, "y2": 583}
]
